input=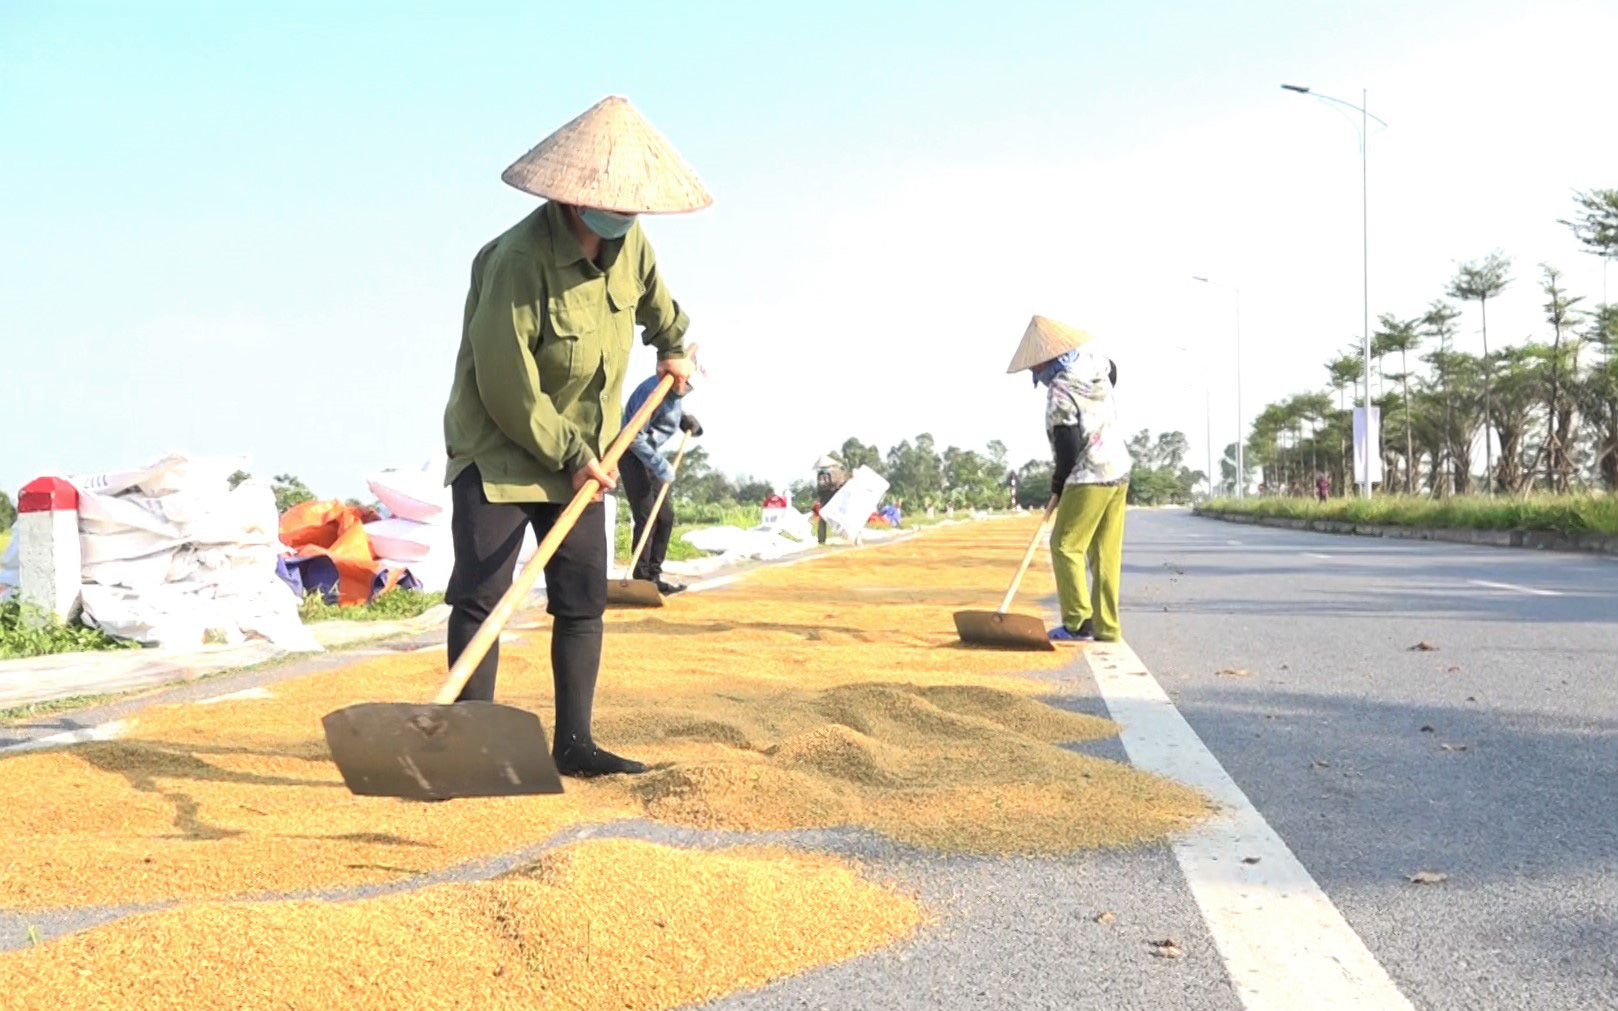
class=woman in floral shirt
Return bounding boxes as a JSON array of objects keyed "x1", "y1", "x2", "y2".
[{"x1": 1006, "y1": 316, "x2": 1132, "y2": 643}]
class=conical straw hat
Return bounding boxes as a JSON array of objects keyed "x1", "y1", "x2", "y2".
[
  {"x1": 1005, "y1": 315, "x2": 1095, "y2": 373},
  {"x1": 501, "y1": 96, "x2": 713, "y2": 214}
]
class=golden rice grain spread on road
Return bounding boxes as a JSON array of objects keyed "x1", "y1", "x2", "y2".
[
  {"x1": 0, "y1": 518, "x2": 1206, "y2": 913},
  {"x1": 0, "y1": 839, "x2": 925, "y2": 1011}
]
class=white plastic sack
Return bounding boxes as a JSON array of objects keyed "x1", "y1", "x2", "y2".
[
  {"x1": 72, "y1": 453, "x2": 251, "y2": 499},
  {"x1": 79, "y1": 580, "x2": 317, "y2": 653},
  {"x1": 78, "y1": 527, "x2": 187, "y2": 566},
  {"x1": 758, "y1": 504, "x2": 812, "y2": 542},
  {"x1": 364, "y1": 518, "x2": 451, "y2": 562},
  {"x1": 367, "y1": 465, "x2": 450, "y2": 524},
  {"x1": 80, "y1": 549, "x2": 180, "y2": 592},
  {"x1": 75, "y1": 489, "x2": 183, "y2": 537},
  {"x1": 174, "y1": 482, "x2": 280, "y2": 546},
  {"x1": 65, "y1": 454, "x2": 319, "y2": 653},
  {"x1": 681, "y1": 526, "x2": 814, "y2": 562},
  {"x1": 818, "y1": 465, "x2": 890, "y2": 541}
]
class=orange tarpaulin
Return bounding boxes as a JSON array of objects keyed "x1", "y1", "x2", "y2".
[{"x1": 278, "y1": 500, "x2": 406, "y2": 606}]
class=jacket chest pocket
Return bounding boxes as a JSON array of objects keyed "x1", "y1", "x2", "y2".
[{"x1": 538, "y1": 294, "x2": 593, "y2": 385}]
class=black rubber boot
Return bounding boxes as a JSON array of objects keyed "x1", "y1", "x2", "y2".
[{"x1": 550, "y1": 615, "x2": 647, "y2": 777}]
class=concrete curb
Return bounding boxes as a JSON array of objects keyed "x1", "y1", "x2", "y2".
[{"x1": 1194, "y1": 509, "x2": 1618, "y2": 557}]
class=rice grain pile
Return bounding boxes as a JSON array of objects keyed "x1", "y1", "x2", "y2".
[
  {"x1": 0, "y1": 839, "x2": 925, "y2": 1011},
  {"x1": 0, "y1": 516, "x2": 1207, "y2": 916}
]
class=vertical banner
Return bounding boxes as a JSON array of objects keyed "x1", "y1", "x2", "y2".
[{"x1": 1352, "y1": 406, "x2": 1383, "y2": 486}]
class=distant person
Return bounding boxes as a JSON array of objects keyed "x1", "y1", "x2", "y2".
[
  {"x1": 813, "y1": 455, "x2": 847, "y2": 544},
  {"x1": 1316, "y1": 472, "x2": 1330, "y2": 502},
  {"x1": 1006, "y1": 315, "x2": 1132, "y2": 644},
  {"x1": 621, "y1": 346, "x2": 705, "y2": 595}
]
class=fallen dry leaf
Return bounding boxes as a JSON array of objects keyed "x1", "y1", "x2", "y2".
[
  {"x1": 1311, "y1": 759, "x2": 1333, "y2": 769},
  {"x1": 1420, "y1": 725, "x2": 1437, "y2": 733},
  {"x1": 1215, "y1": 668, "x2": 1254, "y2": 678},
  {"x1": 1148, "y1": 937, "x2": 1184, "y2": 959},
  {"x1": 1094, "y1": 910, "x2": 1117, "y2": 925},
  {"x1": 1446, "y1": 665, "x2": 1463, "y2": 673},
  {"x1": 1409, "y1": 641, "x2": 1440, "y2": 652},
  {"x1": 1407, "y1": 870, "x2": 1449, "y2": 885},
  {"x1": 1438, "y1": 743, "x2": 1470, "y2": 753},
  {"x1": 1242, "y1": 857, "x2": 1261, "y2": 865}
]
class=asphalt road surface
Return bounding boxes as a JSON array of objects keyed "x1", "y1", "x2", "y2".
[{"x1": 707, "y1": 508, "x2": 1618, "y2": 1010}]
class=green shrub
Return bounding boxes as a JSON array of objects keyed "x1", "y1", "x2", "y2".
[
  {"x1": 1198, "y1": 494, "x2": 1618, "y2": 536},
  {"x1": 0, "y1": 601, "x2": 140, "y2": 660}
]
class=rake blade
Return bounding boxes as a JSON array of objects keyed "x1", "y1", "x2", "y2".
[
  {"x1": 605, "y1": 578, "x2": 665, "y2": 608},
  {"x1": 322, "y1": 701, "x2": 564, "y2": 801},
  {"x1": 952, "y1": 610, "x2": 1055, "y2": 651}
]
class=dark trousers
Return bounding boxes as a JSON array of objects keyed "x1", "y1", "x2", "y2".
[
  {"x1": 445, "y1": 465, "x2": 607, "y2": 752},
  {"x1": 619, "y1": 453, "x2": 673, "y2": 582}
]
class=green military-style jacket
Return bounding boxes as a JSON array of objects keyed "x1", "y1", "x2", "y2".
[{"x1": 443, "y1": 200, "x2": 689, "y2": 503}]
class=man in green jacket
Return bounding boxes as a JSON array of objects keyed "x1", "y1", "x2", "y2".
[{"x1": 441, "y1": 95, "x2": 710, "y2": 777}]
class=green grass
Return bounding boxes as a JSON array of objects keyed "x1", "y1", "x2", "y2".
[
  {"x1": 1198, "y1": 494, "x2": 1618, "y2": 537},
  {"x1": 0, "y1": 601, "x2": 140, "y2": 660},
  {"x1": 0, "y1": 690, "x2": 127, "y2": 725},
  {"x1": 297, "y1": 590, "x2": 446, "y2": 623}
]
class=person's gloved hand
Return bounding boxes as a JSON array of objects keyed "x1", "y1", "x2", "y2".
[{"x1": 679, "y1": 413, "x2": 704, "y2": 437}]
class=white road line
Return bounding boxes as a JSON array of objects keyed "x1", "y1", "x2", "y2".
[
  {"x1": 1467, "y1": 579, "x2": 1563, "y2": 597},
  {"x1": 1085, "y1": 643, "x2": 1415, "y2": 1011},
  {"x1": 1226, "y1": 539, "x2": 1244, "y2": 546},
  {"x1": 1303, "y1": 552, "x2": 1333, "y2": 560},
  {"x1": 1, "y1": 719, "x2": 132, "y2": 754}
]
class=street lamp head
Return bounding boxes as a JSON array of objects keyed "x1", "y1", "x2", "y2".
[{"x1": 1280, "y1": 84, "x2": 1311, "y2": 94}]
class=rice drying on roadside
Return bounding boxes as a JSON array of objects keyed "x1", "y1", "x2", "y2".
[
  {"x1": 0, "y1": 839, "x2": 925, "y2": 1011},
  {"x1": 0, "y1": 518, "x2": 1207, "y2": 916}
]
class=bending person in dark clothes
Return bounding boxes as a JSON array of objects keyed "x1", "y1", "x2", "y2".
[{"x1": 620, "y1": 346, "x2": 705, "y2": 595}]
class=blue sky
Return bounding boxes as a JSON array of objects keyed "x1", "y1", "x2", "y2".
[{"x1": 3, "y1": 0, "x2": 1614, "y2": 498}]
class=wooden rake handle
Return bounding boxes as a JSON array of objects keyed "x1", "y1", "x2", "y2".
[
  {"x1": 621, "y1": 429, "x2": 693, "y2": 579},
  {"x1": 996, "y1": 497, "x2": 1060, "y2": 615},
  {"x1": 433, "y1": 374, "x2": 676, "y2": 705}
]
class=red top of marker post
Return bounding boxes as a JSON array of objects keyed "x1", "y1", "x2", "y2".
[{"x1": 19, "y1": 476, "x2": 78, "y2": 513}]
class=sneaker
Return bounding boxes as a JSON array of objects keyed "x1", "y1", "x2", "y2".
[
  {"x1": 1048, "y1": 625, "x2": 1094, "y2": 644},
  {"x1": 1076, "y1": 619, "x2": 1095, "y2": 639},
  {"x1": 655, "y1": 580, "x2": 688, "y2": 596}
]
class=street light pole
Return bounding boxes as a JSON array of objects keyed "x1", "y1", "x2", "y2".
[
  {"x1": 1282, "y1": 83, "x2": 1386, "y2": 500},
  {"x1": 1206, "y1": 387, "x2": 1214, "y2": 496},
  {"x1": 1193, "y1": 276, "x2": 1243, "y2": 498}
]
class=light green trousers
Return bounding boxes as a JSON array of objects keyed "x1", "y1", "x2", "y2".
[{"x1": 1050, "y1": 481, "x2": 1129, "y2": 641}]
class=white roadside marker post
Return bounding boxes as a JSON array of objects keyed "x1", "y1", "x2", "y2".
[{"x1": 17, "y1": 476, "x2": 82, "y2": 626}]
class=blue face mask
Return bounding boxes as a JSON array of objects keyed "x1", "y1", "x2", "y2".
[{"x1": 578, "y1": 208, "x2": 637, "y2": 239}]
